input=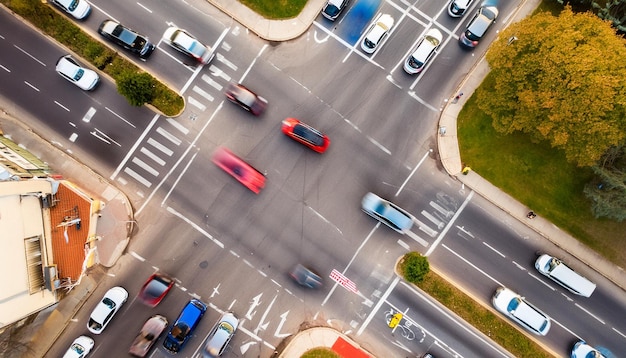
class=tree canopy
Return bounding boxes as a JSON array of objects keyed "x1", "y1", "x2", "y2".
[{"x1": 476, "y1": 7, "x2": 626, "y2": 167}]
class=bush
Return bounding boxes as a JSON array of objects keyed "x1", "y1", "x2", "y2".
[
  {"x1": 400, "y1": 252, "x2": 430, "y2": 283},
  {"x1": 117, "y1": 72, "x2": 156, "y2": 106}
]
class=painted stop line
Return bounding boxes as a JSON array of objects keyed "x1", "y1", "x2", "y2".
[{"x1": 330, "y1": 269, "x2": 358, "y2": 293}]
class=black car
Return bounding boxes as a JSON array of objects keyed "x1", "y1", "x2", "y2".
[{"x1": 98, "y1": 20, "x2": 155, "y2": 59}]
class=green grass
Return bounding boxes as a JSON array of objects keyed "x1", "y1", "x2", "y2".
[
  {"x1": 459, "y1": 73, "x2": 626, "y2": 266},
  {"x1": 301, "y1": 348, "x2": 341, "y2": 358},
  {"x1": 239, "y1": 0, "x2": 309, "y2": 19}
]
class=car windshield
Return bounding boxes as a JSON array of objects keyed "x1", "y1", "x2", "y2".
[
  {"x1": 219, "y1": 322, "x2": 234, "y2": 334},
  {"x1": 70, "y1": 343, "x2": 84, "y2": 354},
  {"x1": 293, "y1": 124, "x2": 324, "y2": 146},
  {"x1": 73, "y1": 68, "x2": 84, "y2": 81},
  {"x1": 89, "y1": 319, "x2": 102, "y2": 331},
  {"x1": 172, "y1": 323, "x2": 190, "y2": 340},
  {"x1": 68, "y1": 0, "x2": 78, "y2": 11},
  {"x1": 145, "y1": 279, "x2": 169, "y2": 297},
  {"x1": 324, "y1": 5, "x2": 339, "y2": 16},
  {"x1": 103, "y1": 297, "x2": 116, "y2": 309},
  {"x1": 507, "y1": 297, "x2": 520, "y2": 312}
]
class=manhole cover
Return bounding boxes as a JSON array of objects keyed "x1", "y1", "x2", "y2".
[{"x1": 199, "y1": 260, "x2": 208, "y2": 269}]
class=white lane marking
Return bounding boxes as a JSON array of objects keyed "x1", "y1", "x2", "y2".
[
  {"x1": 425, "y1": 191, "x2": 474, "y2": 256},
  {"x1": 395, "y1": 149, "x2": 432, "y2": 196},
  {"x1": 136, "y1": 2, "x2": 152, "y2": 13},
  {"x1": 24, "y1": 81, "x2": 40, "y2": 91},
  {"x1": 574, "y1": 303, "x2": 605, "y2": 324},
  {"x1": 422, "y1": 210, "x2": 444, "y2": 229},
  {"x1": 406, "y1": 231, "x2": 429, "y2": 247},
  {"x1": 140, "y1": 147, "x2": 166, "y2": 166},
  {"x1": 0, "y1": 64, "x2": 10, "y2": 72},
  {"x1": 69, "y1": 133, "x2": 78, "y2": 142},
  {"x1": 130, "y1": 251, "x2": 146, "y2": 261},
  {"x1": 442, "y1": 243, "x2": 506, "y2": 287},
  {"x1": 238, "y1": 44, "x2": 268, "y2": 83},
  {"x1": 91, "y1": 128, "x2": 121, "y2": 146},
  {"x1": 82, "y1": 107, "x2": 96, "y2": 123},
  {"x1": 192, "y1": 85, "x2": 214, "y2": 102},
  {"x1": 147, "y1": 137, "x2": 174, "y2": 156},
  {"x1": 55, "y1": 101, "x2": 70, "y2": 111},
  {"x1": 105, "y1": 106, "x2": 135, "y2": 128},
  {"x1": 201, "y1": 74, "x2": 223, "y2": 91},
  {"x1": 216, "y1": 53, "x2": 238, "y2": 71},
  {"x1": 187, "y1": 96, "x2": 207, "y2": 111},
  {"x1": 612, "y1": 327, "x2": 626, "y2": 339},
  {"x1": 111, "y1": 113, "x2": 161, "y2": 180},
  {"x1": 132, "y1": 157, "x2": 159, "y2": 176},
  {"x1": 408, "y1": 90, "x2": 439, "y2": 112},
  {"x1": 397, "y1": 239, "x2": 410, "y2": 250},
  {"x1": 156, "y1": 127, "x2": 182, "y2": 146},
  {"x1": 367, "y1": 135, "x2": 391, "y2": 154},
  {"x1": 166, "y1": 206, "x2": 224, "y2": 248},
  {"x1": 166, "y1": 117, "x2": 189, "y2": 135},
  {"x1": 14, "y1": 45, "x2": 46, "y2": 66},
  {"x1": 356, "y1": 276, "x2": 400, "y2": 336},
  {"x1": 527, "y1": 272, "x2": 556, "y2": 291},
  {"x1": 482, "y1": 242, "x2": 505, "y2": 258},
  {"x1": 123, "y1": 167, "x2": 152, "y2": 187}
]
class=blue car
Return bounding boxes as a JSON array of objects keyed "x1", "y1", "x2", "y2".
[
  {"x1": 361, "y1": 192, "x2": 415, "y2": 234},
  {"x1": 163, "y1": 299, "x2": 207, "y2": 353}
]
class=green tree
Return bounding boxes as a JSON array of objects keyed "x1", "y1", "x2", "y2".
[
  {"x1": 117, "y1": 71, "x2": 156, "y2": 107},
  {"x1": 584, "y1": 145, "x2": 626, "y2": 221},
  {"x1": 401, "y1": 252, "x2": 429, "y2": 284},
  {"x1": 476, "y1": 7, "x2": 626, "y2": 167}
]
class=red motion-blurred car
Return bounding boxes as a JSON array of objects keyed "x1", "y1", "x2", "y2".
[
  {"x1": 138, "y1": 273, "x2": 174, "y2": 307},
  {"x1": 281, "y1": 118, "x2": 330, "y2": 153},
  {"x1": 225, "y1": 83, "x2": 267, "y2": 116},
  {"x1": 212, "y1": 147, "x2": 266, "y2": 194}
]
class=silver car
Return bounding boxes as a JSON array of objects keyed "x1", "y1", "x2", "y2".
[
  {"x1": 55, "y1": 55, "x2": 99, "y2": 91},
  {"x1": 448, "y1": 0, "x2": 475, "y2": 18},
  {"x1": 404, "y1": 28, "x2": 443, "y2": 74},
  {"x1": 50, "y1": 0, "x2": 91, "y2": 20},
  {"x1": 492, "y1": 287, "x2": 551, "y2": 336},
  {"x1": 361, "y1": 13, "x2": 394, "y2": 54},
  {"x1": 201, "y1": 312, "x2": 239, "y2": 357},
  {"x1": 361, "y1": 192, "x2": 415, "y2": 234},
  {"x1": 459, "y1": 5, "x2": 498, "y2": 48},
  {"x1": 162, "y1": 27, "x2": 213, "y2": 64}
]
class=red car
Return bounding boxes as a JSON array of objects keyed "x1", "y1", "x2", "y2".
[
  {"x1": 281, "y1": 118, "x2": 330, "y2": 153},
  {"x1": 212, "y1": 147, "x2": 266, "y2": 194},
  {"x1": 138, "y1": 273, "x2": 174, "y2": 307},
  {"x1": 225, "y1": 83, "x2": 268, "y2": 116}
]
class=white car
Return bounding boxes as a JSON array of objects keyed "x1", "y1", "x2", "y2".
[
  {"x1": 361, "y1": 14, "x2": 394, "y2": 54},
  {"x1": 55, "y1": 55, "x2": 99, "y2": 91},
  {"x1": 448, "y1": 0, "x2": 475, "y2": 18},
  {"x1": 62, "y1": 335, "x2": 94, "y2": 358},
  {"x1": 492, "y1": 287, "x2": 551, "y2": 336},
  {"x1": 50, "y1": 0, "x2": 91, "y2": 20},
  {"x1": 571, "y1": 340, "x2": 606, "y2": 358},
  {"x1": 162, "y1": 27, "x2": 213, "y2": 64},
  {"x1": 403, "y1": 28, "x2": 443, "y2": 74},
  {"x1": 87, "y1": 286, "x2": 128, "y2": 334}
]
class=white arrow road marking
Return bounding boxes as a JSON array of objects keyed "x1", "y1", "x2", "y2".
[
  {"x1": 253, "y1": 294, "x2": 277, "y2": 336},
  {"x1": 240, "y1": 341, "x2": 257, "y2": 354},
  {"x1": 274, "y1": 311, "x2": 290, "y2": 338},
  {"x1": 246, "y1": 293, "x2": 262, "y2": 320},
  {"x1": 210, "y1": 283, "x2": 220, "y2": 298}
]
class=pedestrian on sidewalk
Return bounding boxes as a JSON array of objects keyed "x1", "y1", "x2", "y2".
[{"x1": 527, "y1": 211, "x2": 536, "y2": 219}]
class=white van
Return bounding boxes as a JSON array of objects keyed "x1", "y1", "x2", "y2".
[{"x1": 535, "y1": 254, "x2": 596, "y2": 297}]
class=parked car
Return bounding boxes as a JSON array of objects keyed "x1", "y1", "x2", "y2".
[
  {"x1": 98, "y1": 19, "x2": 155, "y2": 60},
  {"x1": 163, "y1": 299, "x2": 207, "y2": 353},
  {"x1": 404, "y1": 28, "x2": 443, "y2": 74},
  {"x1": 212, "y1": 147, "x2": 266, "y2": 194},
  {"x1": 281, "y1": 118, "x2": 330, "y2": 153},
  {"x1": 491, "y1": 287, "x2": 551, "y2": 336},
  {"x1": 129, "y1": 315, "x2": 169, "y2": 357},
  {"x1": 62, "y1": 335, "x2": 94, "y2": 358},
  {"x1": 535, "y1": 254, "x2": 596, "y2": 297},
  {"x1": 137, "y1": 273, "x2": 175, "y2": 307},
  {"x1": 201, "y1": 312, "x2": 239, "y2": 357},
  {"x1": 361, "y1": 13, "x2": 394, "y2": 54},
  {"x1": 50, "y1": 0, "x2": 91, "y2": 20},
  {"x1": 570, "y1": 340, "x2": 606, "y2": 358},
  {"x1": 361, "y1": 192, "x2": 415, "y2": 234},
  {"x1": 162, "y1": 27, "x2": 213, "y2": 64},
  {"x1": 55, "y1": 55, "x2": 100, "y2": 91},
  {"x1": 448, "y1": 0, "x2": 475, "y2": 18},
  {"x1": 321, "y1": 0, "x2": 350, "y2": 21},
  {"x1": 290, "y1": 264, "x2": 323, "y2": 289},
  {"x1": 459, "y1": 5, "x2": 498, "y2": 48},
  {"x1": 87, "y1": 286, "x2": 128, "y2": 334},
  {"x1": 225, "y1": 83, "x2": 268, "y2": 116}
]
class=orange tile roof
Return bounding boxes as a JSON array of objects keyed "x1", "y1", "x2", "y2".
[{"x1": 49, "y1": 183, "x2": 93, "y2": 282}]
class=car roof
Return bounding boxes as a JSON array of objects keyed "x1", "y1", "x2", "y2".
[
  {"x1": 178, "y1": 300, "x2": 206, "y2": 324},
  {"x1": 173, "y1": 30, "x2": 205, "y2": 57},
  {"x1": 327, "y1": 0, "x2": 343, "y2": 6},
  {"x1": 56, "y1": 56, "x2": 79, "y2": 76},
  {"x1": 467, "y1": 7, "x2": 498, "y2": 35},
  {"x1": 411, "y1": 29, "x2": 442, "y2": 60},
  {"x1": 511, "y1": 300, "x2": 548, "y2": 333}
]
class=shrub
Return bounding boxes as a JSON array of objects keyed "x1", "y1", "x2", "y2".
[{"x1": 401, "y1": 252, "x2": 430, "y2": 283}]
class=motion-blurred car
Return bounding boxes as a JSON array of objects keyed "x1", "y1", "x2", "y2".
[
  {"x1": 459, "y1": 5, "x2": 498, "y2": 48},
  {"x1": 138, "y1": 273, "x2": 175, "y2": 307},
  {"x1": 162, "y1": 26, "x2": 213, "y2": 64},
  {"x1": 129, "y1": 315, "x2": 169, "y2": 357},
  {"x1": 361, "y1": 192, "x2": 415, "y2": 234},
  {"x1": 163, "y1": 299, "x2": 207, "y2": 353},
  {"x1": 55, "y1": 55, "x2": 100, "y2": 91},
  {"x1": 448, "y1": 0, "x2": 475, "y2": 17},
  {"x1": 98, "y1": 19, "x2": 155, "y2": 60},
  {"x1": 212, "y1": 147, "x2": 266, "y2": 194},
  {"x1": 281, "y1": 118, "x2": 330, "y2": 153},
  {"x1": 87, "y1": 286, "x2": 128, "y2": 334},
  {"x1": 404, "y1": 28, "x2": 443, "y2": 74},
  {"x1": 492, "y1": 287, "x2": 551, "y2": 336},
  {"x1": 201, "y1": 312, "x2": 239, "y2": 357},
  {"x1": 290, "y1": 264, "x2": 323, "y2": 289},
  {"x1": 225, "y1": 83, "x2": 268, "y2": 116},
  {"x1": 62, "y1": 335, "x2": 94, "y2": 358},
  {"x1": 50, "y1": 0, "x2": 91, "y2": 20},
  {"x1": 321, "y1": 0, "x2": 350, "y2": 21},
  {"x1": 570, "y1": 340, "x2": 606, "y2": 358},
  {"x1": 361, "y1": 13, "x2": 394, "y2": 54}
]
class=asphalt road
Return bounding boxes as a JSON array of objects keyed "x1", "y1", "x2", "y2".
[{"x1": 1, "y1": 0, "x2": 624, "y2": 357}]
